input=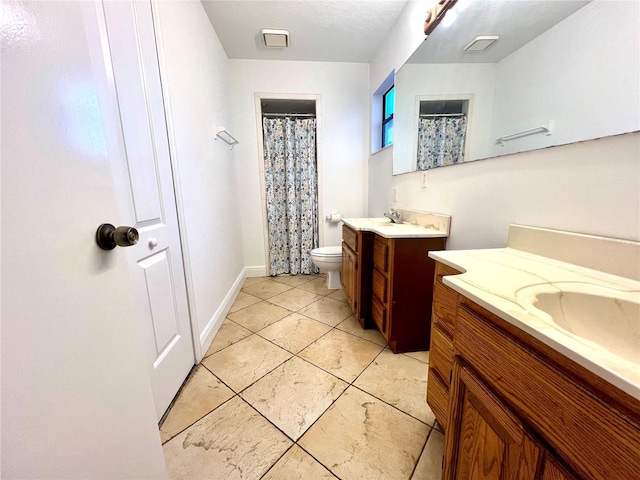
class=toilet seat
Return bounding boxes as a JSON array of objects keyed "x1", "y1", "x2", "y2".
[{"x1": 311, "y1": 246, "x2": 341, "y2": 257}]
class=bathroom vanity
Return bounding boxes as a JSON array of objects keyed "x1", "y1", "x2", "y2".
[
  {"x1": 341, "y1": 211, "x2": 450, "y2": 353},
  {"x1": 427, "y1": 225, "x2": 640, "y2": 479},
  {"x1": 341, "y1": 223, "x2": 374, "y2": 329}
]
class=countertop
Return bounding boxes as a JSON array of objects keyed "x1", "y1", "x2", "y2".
[
  {"x1": 429, "y1": 242, "x2": 640, "y2": 401},
  {"x1": 342, "y1": 217, "x2": 449, "y2": 239}
]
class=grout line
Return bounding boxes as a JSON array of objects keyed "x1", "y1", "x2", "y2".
[
  {"x1": 258, "y1": 443, "x2": 295, "y2": 479},
  {"x1": 158, "y1": 364, "x2": 198, "y2": 429},
  {"x1": 165, "y1": 278, "x2": 433, "y2": 477},
  {"x1": 293, "y1": 443, "x2": 345, "y2": 480},
  {"x1": 409, "y1": 425, "x2": 435, "y2": 479},
  {"x1": 160, "y1": 392, "x2": 238, "y2": 446}
]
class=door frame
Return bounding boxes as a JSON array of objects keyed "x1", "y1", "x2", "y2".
[{"x1": 254, "y1": 93, "x2": 324, "y2": 275}]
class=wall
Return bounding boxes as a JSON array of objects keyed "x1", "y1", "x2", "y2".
[
  {"x1": 369, "y1": 1, "x2": 640, "y2": 249},
  {"x1": 230, "y1": 60, "x2": 370, "y2": 269},
  {"x1": 370, "y1": 0, "x2": 426, "y2": 92},
  {"x1": 489, "y1": 0, "x2": 640, "y2": 157},
  {"x1": 373, "y1": 132, "x2": 640, "y2": 248},
  {"x1": 1, "y1": 2, "x2": 166, "y2": 477},
  {"x1": 153, "y1": 1, "x2": 245, "y2": 353}
]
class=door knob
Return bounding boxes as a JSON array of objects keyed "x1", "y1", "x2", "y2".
[{"x1": 96, "y1": 223, "x2": 139, "y2": 250}]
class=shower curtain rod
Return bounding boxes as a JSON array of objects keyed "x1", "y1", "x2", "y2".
[
  {"x1": 419, "y1": 113, "x2": 466, "y2": 118},
  {"x1": 262, "y1": 113, "x2": 316, "y2": 118}
]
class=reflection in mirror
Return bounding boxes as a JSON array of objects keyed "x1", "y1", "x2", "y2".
[
  {"x1": 392, "y1": 0, "x2": 640, "y2": 175},
  {"x1": 416, "y1": 98, "x2": 470, "y2": 169}
]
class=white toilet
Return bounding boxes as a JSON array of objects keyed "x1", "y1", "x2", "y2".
[{"x1": 310, "y1": 246, "x2": 342, "y2": 289}]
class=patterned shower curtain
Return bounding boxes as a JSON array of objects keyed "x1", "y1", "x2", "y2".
[
  {"x1": 416, "y1": 115, "x2": 467, "y2": 170},
  {"x1": 262, "y1": 116, "x2": 319, "y2": 276}
]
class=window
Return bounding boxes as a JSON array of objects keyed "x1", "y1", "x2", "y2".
[{"x1": 382, "y1": 85, "x2": 394, "y2": 148}]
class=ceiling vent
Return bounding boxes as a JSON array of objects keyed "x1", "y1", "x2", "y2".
[
  {"x1": 463, "y1": 35, "x2": 499, "y2": 52},
  {"x1": 261, "y1": 29, "x2": 289, "y2": 48}
]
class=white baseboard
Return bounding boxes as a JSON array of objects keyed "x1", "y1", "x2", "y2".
[
  {"x1": 197, "y1": 269, "x2": 246, "y2": 362},
  {"x1": 245, "y1": 266, "x2": 267, "y2": 277}
]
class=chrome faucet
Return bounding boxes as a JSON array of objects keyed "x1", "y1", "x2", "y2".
[{"x1": 384, "y1": 207, "x2": 402, "y2": 224}]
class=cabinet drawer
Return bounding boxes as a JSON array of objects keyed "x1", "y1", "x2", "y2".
[
  {"x1": 427, "y1": 369, "x2": 449, "y2": 431},
  {"x1": 372, "y1": 269, "x2": 388, "y2": 304},
  {"x1": 429, "y1": 323, "x2": 453, "y2": 385},
  {"x1": 432, "y1": 281, "x2": 458, "y2": 336},
  {"x1": 342, "y1": 225, "x2": 357, "y2": 252},
  {"x1": 371, "y1": 296, "x2": 388, "y2": 337},
  {"x1": 373, "y1": 238, "x2": 389, "y2": 273}
]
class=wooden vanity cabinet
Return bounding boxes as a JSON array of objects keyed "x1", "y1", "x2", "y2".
[
  {"x1": 341, "y1": 224, "x2": 374, "y2": 328},
  {"x1": 430, "y1": 261, "x2": 640, "y2": 479},
  {"x1": 426, "y1": 262, "x2": 461, "y2": 431},
  {"x1": 371, "y1": 234, "x2": 446, "y2": 353}
]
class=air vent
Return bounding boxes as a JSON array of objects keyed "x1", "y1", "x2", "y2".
[
  {"x1": 261, "y1": 29, "x2": 289, "y2": 48},
  {"x1": 463, "y1": 35, "x2": 499, "y2": 52}
]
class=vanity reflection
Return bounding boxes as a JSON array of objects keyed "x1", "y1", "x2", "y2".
[{"x1": 393, "y1": 0, "x2": 640, "y2": 175}]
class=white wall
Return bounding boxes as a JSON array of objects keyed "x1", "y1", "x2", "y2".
[
  {"x1": 370, "y1": 0, "x2": 427, "y2": 92},
  {"x1": 230, "y1": 60, "x2": 370, "y2": 267},
  {"x1": 489, "y1": 0, "x2": 640, "y2": 157},
  {"x1": 374, "y1": 132, "x2": 640, "y2": 248},
  {"x1": 154, "y1": 1, "x2": 245, "y2": 352},
  {"x1": 369, "y1": 146, "x2": 395, "y2": 218},
  {"x1": 1, "y1": 2, "x2": 166, "y2": 477},
  {"x1": 394, "y1": 63, "x2": 497, "y2": 173}
]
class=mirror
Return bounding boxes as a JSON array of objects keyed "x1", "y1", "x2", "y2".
[{"x1": 392, "y1": 0, "x2": 640, "y2": 175}]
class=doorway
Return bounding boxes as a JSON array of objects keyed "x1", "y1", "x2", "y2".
[{"x1": 256, "y1": 96, "x2": 323, "y2": 276}]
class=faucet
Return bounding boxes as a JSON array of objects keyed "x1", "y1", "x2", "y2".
[{"x1": 384, "y1": 207, "x2": 402, "y2": 224}]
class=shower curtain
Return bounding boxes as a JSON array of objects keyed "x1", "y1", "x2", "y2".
[
  {"x1": 262, "y1": 116, "x2": 319, "y2": 276},
  {"x1": 416, "y1": 115, "x2": 467, "y2": 170}
]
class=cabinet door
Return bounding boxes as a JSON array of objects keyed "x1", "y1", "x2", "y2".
[
  {"x1": 541, "y1": 457, "x2": 580, "y2": 480},
  {"x1": 341, "y1": 243, "x2": 357, "y2": 313},
  {"x1": 444, "y1": 359, "x2": 542, "y2": 480}
]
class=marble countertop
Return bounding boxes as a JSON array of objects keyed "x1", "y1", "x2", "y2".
[
  {"x1": 429, "y1": 246, "x2": 640, "y2": 401},
  {"x1": 342, "y1": 217, "x2": 449, "y2": 239}
]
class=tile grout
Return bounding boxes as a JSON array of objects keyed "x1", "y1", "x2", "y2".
[{"x1": 163, "y1": 276, "x2": 436, "y2": 478}]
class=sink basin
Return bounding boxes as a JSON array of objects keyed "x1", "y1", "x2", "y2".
[
  {"x1": 516, "y1": 282, "x2": 640, "y2": 364},
  {"x1": 367, "y1": 218, "x2": 394, "y2": 226}
]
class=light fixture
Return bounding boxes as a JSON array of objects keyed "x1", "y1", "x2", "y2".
[
  {"x1": 463, "y1": 35, "x2": 500, "y2": 52},
  {"x1": 261, "y1": 29, "x2": 289, "y2": 48},
  {"x1": 440, "y1": 9, "x2": 458, "y2": 28}
]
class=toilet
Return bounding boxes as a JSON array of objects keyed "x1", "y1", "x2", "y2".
[{"x1": 310, "y1": 246, "x2": 342, "y2": 289}]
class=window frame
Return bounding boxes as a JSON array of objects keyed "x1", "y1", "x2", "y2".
[{"x1": 381, "y1": 85, "x2": 394, "y2": 148}]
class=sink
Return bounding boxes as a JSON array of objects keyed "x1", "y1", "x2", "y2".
[
  {"x1": 516, "y1": 282, "x2": 640, "y2": 364},
  {"x1": 368, "y1": 219, "x2": 394, "y2": 226}
]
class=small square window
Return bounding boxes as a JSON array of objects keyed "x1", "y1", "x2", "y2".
[{"x1": 382, "y1": 86, "x2": 394, "y2": 148}]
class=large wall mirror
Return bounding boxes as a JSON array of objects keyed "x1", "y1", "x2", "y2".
[{"x1": 393, "y1": 0, "x2": 640, "y2": 175}]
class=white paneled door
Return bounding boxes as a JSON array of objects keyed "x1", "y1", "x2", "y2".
[{"x1": 102, "y1": 0, "x2": 194, "y2": 420}]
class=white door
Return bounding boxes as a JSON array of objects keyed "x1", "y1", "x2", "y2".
[
  {"x1": 102, "y1": 0, "x2": 194, "y2": 419},
  {"x1": 1, "y1": 2, "x2": 168, "y2": 476}
]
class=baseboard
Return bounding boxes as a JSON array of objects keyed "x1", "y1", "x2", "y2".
[
  {"x1": 197, "y1": 269, "x2": 246, "y2": 362},
  {"x1": 245, "y1": 266, "x2": 267, "y2": 277}
]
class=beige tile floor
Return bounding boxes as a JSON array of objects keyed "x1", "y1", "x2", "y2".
[{"x1": 160, "y1": 274, "x2": 445, "y2": 480}]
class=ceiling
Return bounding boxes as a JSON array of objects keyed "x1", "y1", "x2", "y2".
[
  {"x1": 200, "y1": 0, "x2": 410, "y2": 63},
  {"x1": 408, "y1": 0, "x2": 590, "y2": 64}
]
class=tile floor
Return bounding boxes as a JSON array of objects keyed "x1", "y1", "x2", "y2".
[{"x1": 160, "y1": 274, "x2": 445, "y2": 480}]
